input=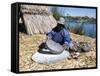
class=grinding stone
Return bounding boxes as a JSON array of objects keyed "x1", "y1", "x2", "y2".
[
  {"x1": 32, "y1": 50, "x2": 70, "y2": 64},
  {"x1": 46, "y1": 40, "x2": 64, "y2": 54}
]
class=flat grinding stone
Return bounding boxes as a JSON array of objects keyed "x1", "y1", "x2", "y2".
[
  {"x1": 32, "y1": 50, "x2": 70, "y2": 64},
  {"x1": 46, "y1": 40, "x2": 64, "y2": 54}
]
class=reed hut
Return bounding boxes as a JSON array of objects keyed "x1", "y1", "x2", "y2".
[{"x1": 19, "y1": 5, "x2": 57, "y2": 35}]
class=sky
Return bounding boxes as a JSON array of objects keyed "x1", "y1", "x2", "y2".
[{"x1": 49, "y1": 6, "x2": 96, "y2": 18}]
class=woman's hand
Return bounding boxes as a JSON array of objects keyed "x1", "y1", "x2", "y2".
[{"x1": 63, "y1": 43, "x2": 69, "y2": 50}]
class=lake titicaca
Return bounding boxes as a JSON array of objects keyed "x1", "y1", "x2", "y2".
[{"x1": 65, "y1": 20, "x2": 96, "y2": 38}]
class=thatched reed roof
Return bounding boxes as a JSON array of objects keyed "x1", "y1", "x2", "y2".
[
  {"x1": 20, "y1": 5, "x2": 50, "y2": 15},
  {"x1": 20, "y1": 5, "x2": 57, "y2": 35}
]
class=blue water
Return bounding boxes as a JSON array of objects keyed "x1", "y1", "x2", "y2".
[
  {"x1": 65, "y1": 21, "x2": 96, "y2": 38},
  {"x1": 84, "y1": 23, "x2": 96, "y2": 38}
]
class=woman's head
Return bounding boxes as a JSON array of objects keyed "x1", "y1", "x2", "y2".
[
  {"x1": 53, "y1": 17, "x2": 65, "y2": 32},
  {"x1": 53, "y1": 23, "x2": 65, "y2": 32}
]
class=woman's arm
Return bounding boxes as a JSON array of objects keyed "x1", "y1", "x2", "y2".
[{"x1": 62, "y1": 29, "x2": 71, "y2": 45}]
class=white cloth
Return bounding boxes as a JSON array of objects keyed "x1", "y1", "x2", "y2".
[{"x1": 32, "y1": 50, "x2": 70, "y2": 64}]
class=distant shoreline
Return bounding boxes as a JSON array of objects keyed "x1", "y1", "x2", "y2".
[{"x1": 63, "y1": 16, "x2": 96, "y2": 24}]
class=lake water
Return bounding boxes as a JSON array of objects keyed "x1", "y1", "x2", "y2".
[{"x1": 65, "y1": 21, "x2": 96, "y2": 38}]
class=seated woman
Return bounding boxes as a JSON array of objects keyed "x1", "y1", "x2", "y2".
[{"x1": 47, "y1": 18, "x2": 71, "y2": 50}]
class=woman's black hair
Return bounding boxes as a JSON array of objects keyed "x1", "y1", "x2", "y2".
[{"x1": 52, "y1": 23, "x2": 65, "y2": 32}]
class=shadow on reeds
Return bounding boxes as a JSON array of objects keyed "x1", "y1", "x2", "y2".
[{"x1": 19, "y1": 23, "x2": 27, "y2": 33}]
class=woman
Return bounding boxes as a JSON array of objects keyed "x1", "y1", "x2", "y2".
[{"x1": 47, "y1": 17, "x2": 71, "y2": 50}]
